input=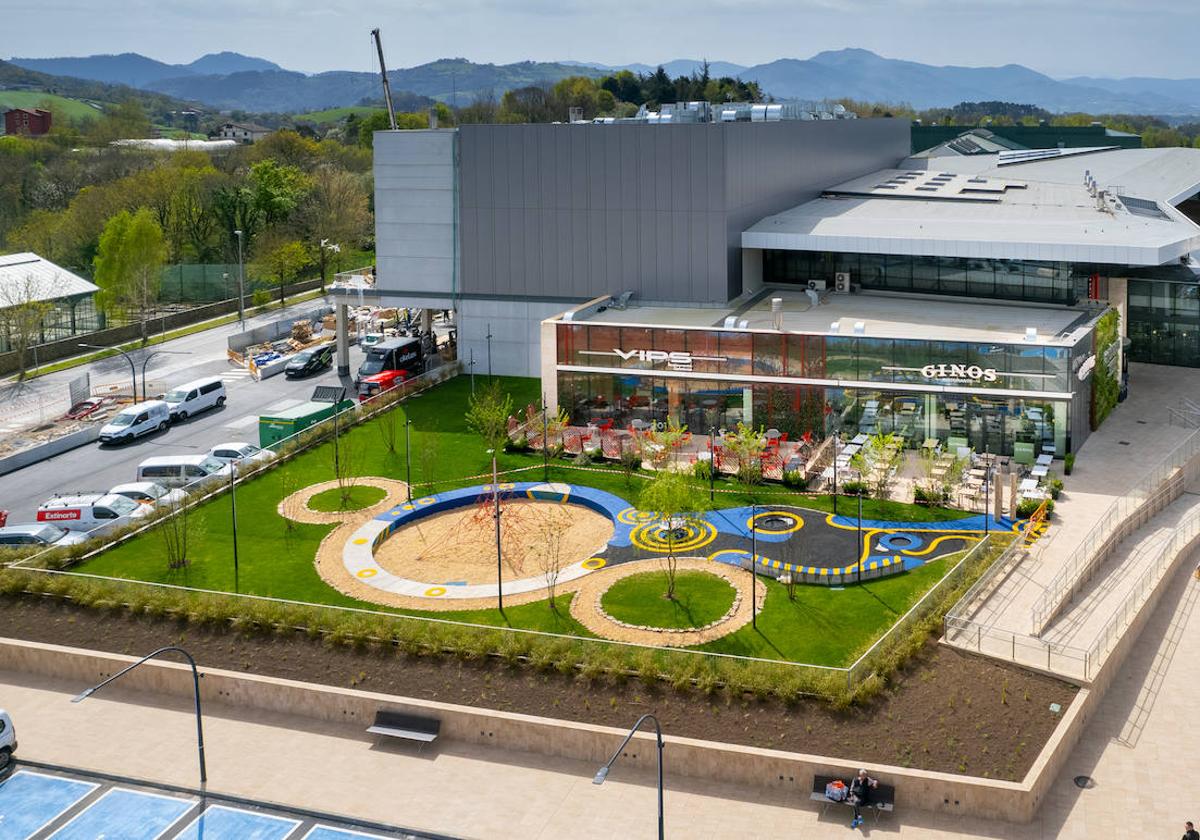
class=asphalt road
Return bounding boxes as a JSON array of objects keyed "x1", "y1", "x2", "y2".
[{"x1": 0, "y1": 298, "x2": 366, "y2": 524}]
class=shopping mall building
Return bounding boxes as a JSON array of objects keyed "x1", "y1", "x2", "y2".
[{"x1": 369, "y1": 113, "x2": 1200, "y2": 457}]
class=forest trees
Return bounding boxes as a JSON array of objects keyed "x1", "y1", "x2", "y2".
[
  {"x1": 93, "y1": 208, "x2": 166, "y2": 340},
  {"x1": 0, "y1": 273, "x2": 53, "y2": 379}
]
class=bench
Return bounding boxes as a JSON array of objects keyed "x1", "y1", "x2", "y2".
[
  {"x1": 366, "y1": 710, "x2": 441, "y2": 747},
  {"x1": 809, "y1": 775, "x2": 895, "y2": 824}
]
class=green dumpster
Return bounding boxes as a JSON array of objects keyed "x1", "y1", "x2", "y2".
[{"x1": 259, "y1": 399, "x2": 355, "y2": 448}]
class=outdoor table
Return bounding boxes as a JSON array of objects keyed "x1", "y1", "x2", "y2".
[
  {"x1": 842, "y1": 444, "x2": 861, "y2": 456},
  {"x1": 765, "y1": 429, "x2": 782, "y2": 441},
  {"x1": 965, "y1": 475, "x2": 984, "y2": 487},
  {"x1": 820, "y1": 467, "x2": 835, "y2": 481},
  {"x1": 1031, "y1": 465, "x2": 1049, "y2": 479},
  {"x1": 921, "y1": 438, "x2": 940, "y2": 450},
  {"x1": 1019, "y1": 478, "x2": 1038, "y2": 492},
  {"x1": 1036, "y1": 454, "x2": 1054, "y2": 466},
  {"x1": 1042, "y1": 444, "x2": 1057, "y2": 455},
  {"x1": 695, "y1": 451, "x2": 712, "y2": 462},
  {"x1": 851, "y1": 433, "x2": 869, "y2": 445}
]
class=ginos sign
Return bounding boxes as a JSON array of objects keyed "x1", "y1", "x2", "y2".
[{"x1": 921, "y1": 363, "x2": 998, "y2": 382}]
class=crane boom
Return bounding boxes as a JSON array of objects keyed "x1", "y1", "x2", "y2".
[{"x1": 370, "y1": 27, "x2": 398, "y2": 130}]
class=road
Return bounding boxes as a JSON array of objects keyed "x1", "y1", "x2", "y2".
[{"x1": 0, "y1": 298, "x2": 365, "y2": 524}]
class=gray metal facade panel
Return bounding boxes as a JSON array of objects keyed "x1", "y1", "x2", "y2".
[{"x1": 455, "y1": 119, "x2": 908, "y2": 302}]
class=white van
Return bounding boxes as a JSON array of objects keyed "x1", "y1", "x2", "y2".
[
  {"x1": 164, "y1": 376, "x2": 226, "y2": 420},
  {"x1": 98, "y1": 400, "x2": 171, "y2": 445},
  {"x1": 136, "y1": 455, "x2": 232, "y2": 490},
  {"x1": 36, "y1": 493, "x2": 152, "y2": 533},
  {"x1": 0, "y1": 708, "x2": 15, "y2": 770}
]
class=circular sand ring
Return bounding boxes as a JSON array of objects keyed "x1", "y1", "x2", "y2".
[
  {"x1": 569, "y1": 557, "x2": 766, "y2": 646},
  {"x1": 278, "y1": 480, "x2": 626, "y2": 611}
]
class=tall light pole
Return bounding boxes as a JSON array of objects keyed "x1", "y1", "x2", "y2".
[
  {"x1": 593, "y1": 713, "x2": 665, "y2": 840},
  {"x1": 405, "y1": 419, "x2": 413, "y2": 502},
  {"x1": 857, "y1": 489, "x2": 864, "y2": 585},
  {"x1": 488, "y1": 448, "x2": 503, "y2": 616},
  {"x1": 71, "y1": 646, "x2": 207, "y2": 787},
  {"x1": 229, "y1": 464, "x2": 240, "y2": 593},
  {"x1": 486, "y1": 324, "x2": 493, "y2": 379},
  {"x1": 750, "y1": 503, "x2": 757, "y2": 629},
  {"x1": 79, "y1": 343, "x2": 137, "y2": 403},
  {"x1": 139, "y1": 349, "x2": 190, "y2": 402},
  {"x1": 542, "y1": 395, "x2": 550, "y2": 482},
  {"x1": 708, "y1": 427, "x2": 716, "y2": 502},
  {"x1": 468, "y1": 348, "x2": 476, "y2": 396},
  {"x1": 234, "y1": 229, "x2": 246, "y2": 328}
]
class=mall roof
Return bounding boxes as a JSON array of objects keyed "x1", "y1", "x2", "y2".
[
  {"x1": 570, "y1": 289, "x2": 1094, "y2": 348},
  {"x1": 0, "y1": 252, "x2": 98, "y2": 306},
  {"x1": 743, "y1": 148, "x2": 1200, "y2": 266}
]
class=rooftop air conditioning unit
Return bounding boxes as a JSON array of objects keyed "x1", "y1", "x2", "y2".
[
  {"x1": 834, "y1": 272, "x2": 851, "y2": 294},
  {"x1": 807, "y1": 279, "x2": 827, "y2": 292}
]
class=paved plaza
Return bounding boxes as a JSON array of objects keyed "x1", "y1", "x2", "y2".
[{"x1": 2, "y1": 543, "x2": 1199, "y2": 839}]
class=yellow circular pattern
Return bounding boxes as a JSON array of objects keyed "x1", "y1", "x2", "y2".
[
  {"x1": 424, "y1": 586, "x2": 447, "y2": 597},
  {"x1": 582, "y1": 557, "x2": 607, "y2": 570},
  {"x1": 617, "y1": 507, "x2": 659, "y2": 525},
  {"x1": 352, "y1": 538, "x2": 368, "y2": 545},
  {"x1": 417, "y1": 497, "x2": 436, "y2": 506},
  {"x1": 630, "y1": 517, "x2": 718, "y2": 553},
  {"x1": 747, "y1": 510, "x2": 804, "y2": 534},
  {"x1": 356, "y1": 569, "x2": 377, "y2": 578}
]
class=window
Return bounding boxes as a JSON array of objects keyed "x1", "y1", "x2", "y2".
[
  {"x1": 142, "y1": 466, "x2": 174, "y2": 478},
  {"x1": 135, "y1": 413, "x2": 149, "y2": 424},
  {"x1": 200, "y1": 381, "x2": 222, "y2": 395},
  {"x1": 95, "y1": 508, "x2": 117, "y2": 519}
]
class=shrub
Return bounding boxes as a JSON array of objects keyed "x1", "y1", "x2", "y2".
[
  {"x1": 782, "y1": 468, "x2": 807, "y2": 489},
  {"x1": 251, "y1": 289, "x2": 272, "y2": 309},
  {"x1": 692, "y1": 459, "x2": 713, "y2": 482},
  {"x1": 504, "y1": 435, "x2": 531, "y2": 454},
  {"x1": 736, "y1": 462, "x2": 763, "y2": 486},
  {"x1": 841, "y1": 480, "x2": 869, "y2": 497},
  {"x1": 1016, "y1": 497, "x2": 1054, "y2": 517},
  {"x1": 1064, "y1": 453, "x2": 1075, "y2": 475},
  {"x1": 1047, "y1": 474, "x2": 1064, "y2": 500}
]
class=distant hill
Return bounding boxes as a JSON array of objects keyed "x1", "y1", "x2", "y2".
[
  {"x1": 737, "y1": 48, "x2": 1198, "y2": 114},
  {"x1": 11, "y1": 48, "x2": 1200, "y2": 116},
  {"x1": 0, "y1": 58, "x2": 201, "y2": 116},
  {"x1": 9, "y1": 51, "x2": 281, "y2": 88}
]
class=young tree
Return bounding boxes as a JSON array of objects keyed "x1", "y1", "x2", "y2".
[
  {"x1": 534, "y1": 508, "x2": 571, "y2": 612},
  {"x1": 721, "y1": 422, "x2": 767, "y2": 488},
  {"x1": 637, "y1": 469, "x2": 707, "y2": 600},
  {"x1": 642, "y1": 417, "x2": 687, "y2": 469},
  {"x1": 160, "y1": 494, "x2": 191, "y2": 571},
  {"x1": 0, "y1": 273, "x2": 53, "y2": 380},
  {"x1": 263, "y1": 239, "x2": 309, "y2": 304},
  {"x1": 93, "y1": 207, "x2": 166, "y2": 341},
  {"x1": 851, "y1": 432, "x2": 901, "y2": 500},
  {"x1": 466, "y1": 379, "x2": 514, "y2": 455},
  {"x1": 331, "y1": 408, "x2": 360, "y2": 508}
]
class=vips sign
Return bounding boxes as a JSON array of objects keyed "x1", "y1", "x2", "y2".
[
  {"x1": 602, "y1": 348, "x2": 726, "y2": 373},
  {"x1": 920, "y1": 363, "x2": 998, "y2": 382}
]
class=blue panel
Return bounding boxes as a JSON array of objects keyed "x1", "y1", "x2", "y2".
[
  {"x1": 50, "y1": 788, "x2": 193, "y2": 840},
  {"x1": 0, "y1": 772, "x2": 98, "y2": 840},
  {"x1": 304, "y1": 827, "x2": 391, "y2": 840},
  {"x1": 173, "y1": 805, "x2": 299, "y2": 840}
]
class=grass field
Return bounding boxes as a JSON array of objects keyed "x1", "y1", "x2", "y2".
[
  {"x1": 296, "y1": 106, "x2": 384, "y2": 123},
  {"x1": 0, "y1": 91, "x2": 102, "y2": 122},
  {"x1": 602, "y1": 570, "x2": 736, "y2": 629},
  {"x1": 307, "y1": 485, "x2": 387, "y2": 512},
  {"x1": 73, "y1": 374, "x2": 971, "y2": 664}
]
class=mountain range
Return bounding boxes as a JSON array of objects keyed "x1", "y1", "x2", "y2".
[{"x1": 7, "y1": 48, "x2": 1200, "y2": 117}]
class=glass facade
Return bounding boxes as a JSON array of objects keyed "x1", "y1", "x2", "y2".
[
  {"x1": 558, "y1": 323, "x2": 1074, "y2": 393},
  {"x1": 557, "y1": 371, "x2": 1069, "y2": 456},
  {"x1": 1127, "y1": 278, "x2": 1200, "y2": 368},
  {"x1": 556, "y1": 322, "x2": 1083, "y2": 455},
  {"x1": 762, "y1": 250, "x2": 1083, "y2": 305},
  {"x1": 0, "y1": 294, "x2": 101, "y2": 353}
]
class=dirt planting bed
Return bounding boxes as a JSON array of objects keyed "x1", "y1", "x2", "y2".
[{"x1": 0, "y1": 595, "x2": 1077, "y2": 781}]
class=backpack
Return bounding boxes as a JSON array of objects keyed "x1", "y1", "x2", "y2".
[{"x1": 825, "y1": 780, "x2": 847, "y2": 801}]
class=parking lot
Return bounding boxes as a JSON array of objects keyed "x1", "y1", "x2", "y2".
[{"x1": 0, "y1": 766, "x2": 445, "y2": 840}]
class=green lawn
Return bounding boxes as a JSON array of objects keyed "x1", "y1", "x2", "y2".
[
  {"x1": 74, "y1": 374, "x2": 967, "y2": 661},
  {"x1": 308, "y1": 485, "x2": 386, "y2": 512},
  {"x1": 0, "y1": 91, "x2": 102, "y2": 122},
  {"x1": 602, "y1": 570, "x2": 736, "y2": 629},
  {"x1": 701, "y1": 553, "x2": 961, "y2": 666},
  {"x1": 296, "y1": 106, "x2": 384, "y2": 124}
]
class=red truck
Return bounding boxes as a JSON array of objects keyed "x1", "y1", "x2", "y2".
[{"x1": 356, "y1": 336, "x2": 426, "y2": 401}]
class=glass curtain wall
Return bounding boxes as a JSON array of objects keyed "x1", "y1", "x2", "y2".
[
  {"x1": 1127, "y1": 279, "x2": 1200, "y2": 367},
  {"x1": 762, "y1": 250, "x2": 1079, "y2": 305}
]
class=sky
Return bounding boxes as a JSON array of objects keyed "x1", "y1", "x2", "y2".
[{"x1": 5, "y1": 0, "x2": 1200, "y2": 79}]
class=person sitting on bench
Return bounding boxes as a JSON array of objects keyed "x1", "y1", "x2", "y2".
[{"x1": 848, "y1": 768, "x2": 878, "y2": 828}]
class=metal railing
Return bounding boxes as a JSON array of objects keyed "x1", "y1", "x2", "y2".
[
  {"x1": 943, "y1": 613, "x2": 1091, "y2": 681},
  {"x1": 1029, "y1": 426, "x2": 1200, "y2": 635},
  {"x1": 1082, "y1": 504, "x2": 1200, "y2": 678}
]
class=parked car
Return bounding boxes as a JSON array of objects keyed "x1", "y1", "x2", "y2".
[
  {"x1": 36, "y1": 493, "x2": 152, "y2": 534},
  {"x1": 109, "y1": 481, "x2": 188, "y2": 508},
  {"x1": 0, "y1": 523, "x2": 90, "y2": 549},
  {"x1": 0, "y1": 708, "x2": 15, "y2": 770},
  {"x1": 136, "y1": 455, "x2": 232, "y2": 490},
  {"x1": 98, "y1": 400, "x2": 171, "y2": 445},
  {"x1": 163, "y1": 376, "x2": 226, "y2": 420},
  {"x1": 284, "y1": 344, "x2": 334, "y2": 378},
  {"x1": 207, "y1": 442, "x2": 275, "y2": 467}
]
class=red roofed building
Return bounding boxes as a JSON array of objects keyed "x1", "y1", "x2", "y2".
[{"x1": 4, "y1": 108, "x2": 52, "y2": 136}]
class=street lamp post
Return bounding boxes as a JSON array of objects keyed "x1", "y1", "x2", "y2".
[
  {"x1": 857, "y1": 488, "x2": 864, "y2": 585},
  {"x1": 79, "y1": 343, "x2": 137, "y2": 403},
  {"x1": 234, "y1": 229, "x2": 246, "y2": 328},
  {"x1": 593, "y1": 713, "x2": 665, "y2": 840},
  {"x1": 708, "y1": 428, "x2": 716, "y2": 502},
  {"x1": 542, "y1": 395, "x2": 550, "y2": 483},
  {"x1": 750, "y1": 503, "x2": 757, "y2": 629},
  {"x1": 486, "y1": 324, "x2": 493, "y2": 379},
  {"x1": 71, "y1": 646, "x2": 207, "y2": 787},
  {"x1": 139, "y1": 349, "x2": 190, "y2": 402},
  {"x1": 405, "y1": 419, "x2": 413, "y2": 502},
  {"x1": 468, "y1": 348, "x2": 476, "y2": 396},
  {"x1": 488, "y1": 448, "x2": 503, "y2": 616},
  {"x1": 229, "y1": 464, "x2": 240, "y2": 593}
]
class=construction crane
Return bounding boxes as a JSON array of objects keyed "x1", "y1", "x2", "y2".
[{"x1": 370, "y1": 27, "x2": 398, "y2": 130}]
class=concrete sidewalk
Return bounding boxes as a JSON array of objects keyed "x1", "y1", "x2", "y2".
[{"x1": 3, "y1": 551, "x2": 1200, "y2": 840}]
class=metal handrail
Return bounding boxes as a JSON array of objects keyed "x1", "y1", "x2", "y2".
[{"x1": 1029, "y1": 426, "x2": 1200, "y2": 634}]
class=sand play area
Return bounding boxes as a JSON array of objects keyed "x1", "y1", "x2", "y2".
[{"x1": 373, "y1": 500, "x2": 614, "y2": 585}]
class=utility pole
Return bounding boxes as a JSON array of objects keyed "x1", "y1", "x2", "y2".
[
  {"x1": 486, "y1": 324, "x2": 493, "y2": 378},
  {"x1": 542, "y1": 395, "x2": 550, "y2": 482},
  {"x1": 708, "y1": 428, "x2": 716, "y2": 502},
  {"x1": 857, "y1": 489, "x2": 864, "y2": 585},
  {"x1": 405, "y1": 419, "x2": 413, "y2": 502},
  {"x1": 750, "y1": 504, "x2": 757, "y2": 629},
  {"x1": 229, "y1": 465, "x2": 240, "y2": 593},
  {"x1": 491, "y1": 450, "x2": 504, "y2": 616},
  {"x1": 234, "y1": 230, "x2": 246, "y2": 328}
]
